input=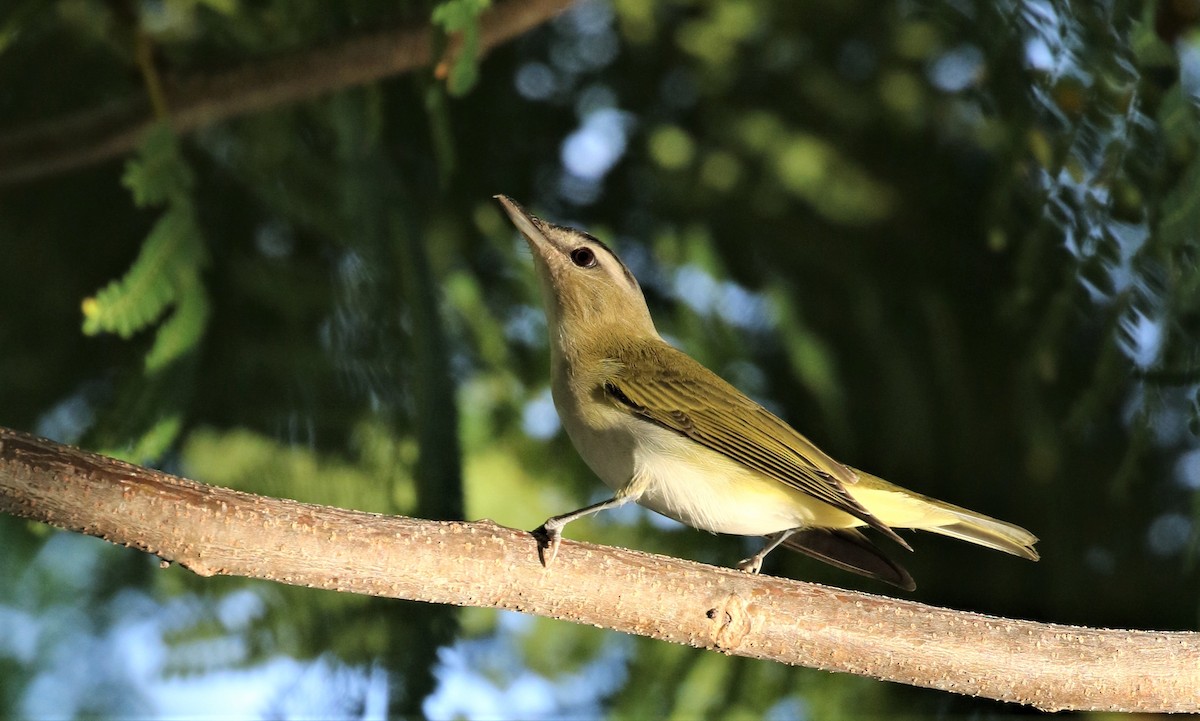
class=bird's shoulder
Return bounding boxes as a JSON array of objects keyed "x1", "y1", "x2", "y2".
[
  {"x1": 599, "y1": 338, "x2": 783, "y2": 434},
  {"x1": 603, "y1": 337, "x2": 737, "y2": 392}
]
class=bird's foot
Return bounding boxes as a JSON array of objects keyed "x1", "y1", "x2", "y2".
[
  {"x1": 736, "y1": 554, "x2": 765, "y2": 574},
  {"x1": 532, "y1": 522, "x2": 563, "y2": 567},
  {"x1": 736, "y1": 530, "x2": 795, "y2": 575}
]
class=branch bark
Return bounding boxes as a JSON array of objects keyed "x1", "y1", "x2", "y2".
[
  {"x1": 0, "y1": 426, "x2": 1196, "y2": 713},
  {"x1": 0, "y1": 0, "x2": 574, "y2": 187}
]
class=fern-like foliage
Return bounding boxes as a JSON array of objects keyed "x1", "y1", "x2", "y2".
[
  {"x1": 432, "y1": 0, "x2": 491, "y2": 96},
  {"x1": 81, "y1": 123, "x2": 210, "y2": 372},
  {"x1": 144, "y1": 273, "x2": 209, "y2": 373},
  {"x1": 79, "y1": 124, "x2": 210, "y2": 463},
  {"x1": 122, "y1": 123, "x2": 196, "y2": 208}
]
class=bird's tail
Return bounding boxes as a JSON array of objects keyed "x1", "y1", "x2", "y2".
[
  {"x1": 847, "y1": 468, "x2": 1039, "y2": 561},
  {"x1": 921, "y1": 501, "x2": 1040, "y2": 560}
]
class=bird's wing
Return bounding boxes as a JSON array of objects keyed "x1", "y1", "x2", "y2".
[{"x1": 605, "y1": 349, "x2": 910, "y2": 550}]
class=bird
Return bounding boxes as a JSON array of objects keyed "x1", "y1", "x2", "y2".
[{"x1": 496, "y1": 195, "x2": 1038, "y2": 590}]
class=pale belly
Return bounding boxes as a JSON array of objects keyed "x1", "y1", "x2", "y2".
[
  {"x1": 562, "y1": 408, "x2": 846, "y2": 537},
  {"x1": 635, "y1": 447, "x2": 818, "y2": 536}
]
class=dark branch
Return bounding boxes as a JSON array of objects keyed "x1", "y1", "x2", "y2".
[{"x1": 0, "y1": 0, "x2": 574, "y2": 186}]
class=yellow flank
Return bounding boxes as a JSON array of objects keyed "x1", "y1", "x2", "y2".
[{"x1": 830, "y1": 487, "x2": 957, "y2": 529}]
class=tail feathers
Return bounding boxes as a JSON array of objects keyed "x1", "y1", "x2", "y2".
[
  {"x1": 783, "y1": 528, "x2": 915, "y2": 591},
  {"x1": 925, "y1": 509, "x2": 1040, "y2": 561},
  {"x1": 846, "y1": 468, "x2": 1040, "y2": 562}
]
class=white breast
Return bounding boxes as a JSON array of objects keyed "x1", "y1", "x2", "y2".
[
  {"x1": 628, "y1": 421, "x2": 818, "y2": 536},
  {"x1": 558, "y1": 392, "x2": 820, "y2": 537}
]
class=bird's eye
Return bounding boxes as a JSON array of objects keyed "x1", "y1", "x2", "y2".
[{"x1": 570, "y1": 247, "x2": 597, "y2": 268}]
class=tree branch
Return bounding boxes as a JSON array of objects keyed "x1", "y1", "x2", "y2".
[
  {"x1": 0, "y1": 425, "x2": 1196, "y2": 713},
  {"x1": 0, "y1": 0, "x2": 574, "y2": 187}
]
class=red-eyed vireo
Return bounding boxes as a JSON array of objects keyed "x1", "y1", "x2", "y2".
[{"x1": 496, "y1": 195, "x2": 1038, "y2": 590}]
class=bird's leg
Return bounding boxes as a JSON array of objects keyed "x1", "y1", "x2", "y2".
[
  {"x1": 737, "y1": 528, "x2": 800, "y2": 574},
  {"x1": 534, "y1": 495, "x2": 633, "y2": 566},
  {"x1": 535, "y1": 472, "x2": 651, "y2": 566}
]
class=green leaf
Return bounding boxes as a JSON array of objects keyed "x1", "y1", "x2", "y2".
[
  {"x1": 431, "y1": 0, "x2": 490, "y2": 95},
  {"x1": 122, "y1": 124, "x2": 194, "y2": 207},
  {"x1": 82, "y1": 205, "x2": 204, "y2": 338},
  {"x1": 431, "y1": 0, "x2": 489, "y2": 32},
  {"x1": 84, "y1": 124, "x2": 209, "y2": 370},
  {"x1": 144, "y1": 278, "x2": 209, "y2": 372},
  {"x1": 121, "y1": 413, "x2": 183, "y2": 464}
]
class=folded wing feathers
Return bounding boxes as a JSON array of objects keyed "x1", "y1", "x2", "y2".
[{"x1": 607, "y1": 374, "x2": 912, "y2": 551}]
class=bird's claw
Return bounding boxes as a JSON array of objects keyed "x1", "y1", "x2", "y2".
[
  {"x1": 736, "y1": 555, "x2": 764, "y2": 574},
  {"x1": 533, "y1": 524, "x2": 562, "y2": 567}
]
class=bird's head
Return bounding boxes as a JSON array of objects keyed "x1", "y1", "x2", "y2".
[{"x1": 496, "y1": 195, "x2": 657, "y2": 347}]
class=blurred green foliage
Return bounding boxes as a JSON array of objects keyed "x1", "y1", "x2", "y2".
[
  {"x1": 1, "y1": 0, "x2": 1198, "y2": 717},
  {"x1": 432, "y1": 0, "x2": 492, "y2": 95},
  {"x1": 84, "y1": 125, "x2": 209, "y2": 374}
]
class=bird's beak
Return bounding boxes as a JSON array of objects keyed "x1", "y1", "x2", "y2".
[
  {"x1": 495, "y1": 195, "x2": 553, "y2": 253},
  {"x1": 492, "y1": 193, "x2": 566, "y2": 265}
]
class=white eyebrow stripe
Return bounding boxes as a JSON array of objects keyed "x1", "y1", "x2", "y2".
[
  {"x1": 585, "y1": 236, "x2": 637, "y2": 289},
  {"x1": 546, "y1": 221, "x2": 638, "y2": 289}
]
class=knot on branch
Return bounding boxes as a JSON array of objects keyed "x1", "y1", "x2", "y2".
[{"x1": 707, "y1": 593, "x2": 754, "y2": 650}]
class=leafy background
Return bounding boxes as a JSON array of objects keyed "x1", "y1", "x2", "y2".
[{"x1": 1, "y1": 0, "x2": 1198, "y2": 717}]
